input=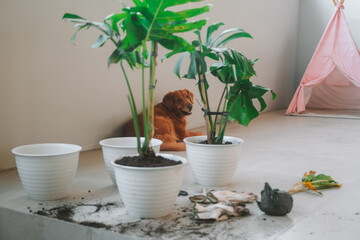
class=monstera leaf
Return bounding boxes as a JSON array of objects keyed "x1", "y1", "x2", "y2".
[
  {"x1": 107, "y1": 0, "x2": 210, "y2": 59},
  {"x1": 63, "y1": 0, "x2": 209, "y2": 67}
]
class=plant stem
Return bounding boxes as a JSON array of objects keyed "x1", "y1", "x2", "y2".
[
  {"x1": 141, "y1": 0, "x2": 163, "y2": 155},
  {"x1": 121, "y1": 61, "x2": 142, "y2": 155},
  {"x1": 216, "y1": 85, "x2": 229, "y2": 143},
  {"x1": 214, "y1": 84, "x2": 228, "y2": 137},
  {"x1": 197, "y1": 40, "x2": 214, "y2": 143},
  {"x1": 141, "y1": 44, "x2": 148, "y2": 156},
  {"x1": 148, "y1": 41, "x2": 158, "y2": 144},
  {"x1": 198, "y1": 73, "x2": 214, "y2": 143}
]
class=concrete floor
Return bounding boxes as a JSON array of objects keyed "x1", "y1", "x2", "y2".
[{"x1": 1, "y1": 110, "x2": 360, "y2": 240}]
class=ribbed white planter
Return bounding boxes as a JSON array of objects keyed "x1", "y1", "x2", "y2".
[
  {"x1": 12, "y1": 143, "x2": 82, "y2": 201},
  {"x1": 100, "y1": 137, "x2": 162, "y2": 186},
  {"x1": 184, "y1": 136, "x2": 244, "y2": 186},
  {"x1": 111, "y1": 154, "x2": 187, "y2": 218}
]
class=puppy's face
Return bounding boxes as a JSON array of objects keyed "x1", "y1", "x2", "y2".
[{"x1": 163, "y1": 89, "x2": 194, "y2": 116}]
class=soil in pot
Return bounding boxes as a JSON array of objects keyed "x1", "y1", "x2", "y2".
[
  {"x1": 199, "y1": 140, "x2": 232, "y2": 145},
  {"x1": 115, "y1": 152, "x2": 182, "y2": 167}
]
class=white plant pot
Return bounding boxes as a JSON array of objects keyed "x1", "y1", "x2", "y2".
[
  {"x1": 184, "y1": 136, "x2": 244, "y2": 186},
  {"x1": 111, "y1": 154, "x2": 187, "y2": 218},
  {"x1": 100, "y1": 137, "x2": 162, "y2": 186},
  {"x1": 12, "y1": 143, "x2": 82, "y2": 201}
]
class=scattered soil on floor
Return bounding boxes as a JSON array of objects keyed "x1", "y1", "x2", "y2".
[
  {"x1": 34, "y1": 202, "x2": 117, "y2": 229},
  {"x1": 115, "y1": 154, "x2": 181, "y2": 168}
]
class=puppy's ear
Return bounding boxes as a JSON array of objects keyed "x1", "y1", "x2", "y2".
[
  {"x1": 186, "y1": 89, "x2": 194, "y2": 103},
  {"x1": 162, "y1": 92, "x2": 174, "y2": 109}
]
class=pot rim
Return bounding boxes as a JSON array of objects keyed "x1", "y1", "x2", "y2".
[
  {"x1": 99, "y1": 137, "x2": 162, "y2": 148},
  {"x1": 184, "y1": 135, "x2": 244, "y2": 147},
  {"x1": 111, "y1": 153, "x2": 187, "y2": 171},
  {"x1": 12, "y1": 143, "x2": 82, "y2": 157}
]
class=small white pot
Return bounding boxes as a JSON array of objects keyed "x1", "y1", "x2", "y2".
[
  {"x1": 111, "y1": 154, "x2": 187, "y2": 218},
  {"x1": 12, "y1": 143, "x2": 82, "y2": 201},
  {"x1": 99, "y1": 137, "x2": 162, "y2": 186},
  {"x1": 184, "y1": 136, "x2": 244, "y2": 186}
]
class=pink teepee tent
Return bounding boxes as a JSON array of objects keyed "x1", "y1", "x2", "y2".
[{"x1": 286, "y1": 0, "x2": 360, "y2": 115}]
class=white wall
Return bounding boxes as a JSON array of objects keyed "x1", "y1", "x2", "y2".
[
  {"x1": 296, "y1": 0, "x2": 360, "y2": 87},
  {"x1": 0, "y1": 0, "x2": 300, "y2": 170}
]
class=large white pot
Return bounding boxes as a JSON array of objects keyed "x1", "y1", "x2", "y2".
[
  {"x1": 184, "y1": 136, "x2": 244, "y2": 186},
  {"x1": 111, "y1": 154, "x2": 186, "y2": 218},
  {"x1": 100, "y1": 137, "x2": 162, "y2": 186},
  {"x1": 12, "y1": 143, "x2": 82, "y2": 201}
]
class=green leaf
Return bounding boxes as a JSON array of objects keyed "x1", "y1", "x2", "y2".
[
  {"x1": 108, "y1": 48, "x2": 126, "y2": 66},
  {"x1": 228, "y1": 94, "x2": 259, "y2": 126},
  {"x1": 257, "y1": 96, "x2": 267, "y2": 112},
  {"x1": 193, "y1": 51, "x2": 207, "y2": 74},
  {"x1": 205, "y1": 52, "x2": 219, "y2": 60},
  {"x1": 230, "y1": 49, "x2": 256, "y2": 80},
  {"x1": 248, "y1": 84, "x2": 271, "y2": 98},
  {"x1": 159, "y1": 35, "x2": 195, "y2": 59},
  {"x1": 70, "y1": 26, "x2": 86, "y2": 45},
  {"x1": 91, "y1": 35, "x2": 109, "y2": 48},
  {"x1": 62, "y1": 13, "x2": 85, "y2": 21},
  {"x1": 183, "y1": 52, "x2": 197, "y2": 79},
  {"x1": 205, "y1": 22, "x2": 224, "y2": 46},
  {"x1": 194, "y1": 30, "x2": 202, "y2": 42},
  {"x1": 211, "y1": 28, "x2": 245, "y2": 47},
  {"x1": 192, "y1": 40, "x2": 201, "y2": 47},
  {"x1": 105, "y1": 13, "x2": 126, "y2": 33},
  {"x1": 173, "y1": 52, "x2": 188, "y2": 79},
  {"x1": 122, "y1": 13, "x2": 147, "y2": 50},
  {"x1": 271, "y1": 90, "x2": 277, "y2": 100},
  {"x1": 210, "y1": 63, "x2": 234, "y2": 84},
  {"x1": 216, "y1": 31, "x2": 253, "y2": 47},
  {"x1": 151, "y1": 19, "x2": 207, "y2": 33},
  {"x1": 156, "y1": 5, "x2": 210, "y2": 22}
]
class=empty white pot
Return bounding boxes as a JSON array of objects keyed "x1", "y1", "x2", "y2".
[
  {"x1": 184, "y1": 136, "x2": 244, "y2": 186},
  {"x1": 99, "y1": 137, "x2": 162, "y2": 186},
  {"x1": 111, "y1": 154, "x2": 186, "y2": 218},
  {"x1": 12, "y1": 143, "x2": 82, "y2": 201}
]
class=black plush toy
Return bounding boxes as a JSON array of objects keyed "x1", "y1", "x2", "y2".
[{"x1": 257, "y1": 182, "x2": 293, "y2": 216}]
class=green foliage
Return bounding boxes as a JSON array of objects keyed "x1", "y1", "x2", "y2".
[
  {"x1": 302, "y1": 172, "x2": 341, "y2": 190},
  {"x1": 174, "y1": 22, "x2": 276, "y2": 143},
  {"x1": 63, "y1": 0, "x2": 208, "y2": 157}
]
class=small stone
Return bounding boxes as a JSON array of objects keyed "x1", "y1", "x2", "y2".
[
  {"x1": 88, "y1": 190, "x2": 91, "y2": 193},
  {"x1": 178, "y1": 190, "x2": 188, "y2": 196},
  {"x1": 263, "y1": 218, "x2": 267, "y2": 221}
]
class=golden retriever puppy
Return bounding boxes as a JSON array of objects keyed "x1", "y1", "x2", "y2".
[{"x1": 125, "y1": 89, "x2": 203, "y2": 151}]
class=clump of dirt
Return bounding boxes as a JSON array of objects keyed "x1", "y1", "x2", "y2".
[{"x1": 115, "y1": 154, "x2": 182, "y2": 168}]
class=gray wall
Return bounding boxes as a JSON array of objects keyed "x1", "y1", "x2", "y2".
[
  {"x1": 296, "y1": 0, "x2": 360, "y2": 88},
  {"x1": 0, "y1": 0, "x2": 300, "y2": 170}
]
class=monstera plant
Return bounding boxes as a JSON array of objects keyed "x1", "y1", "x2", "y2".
[
  {"x1": 63, "y1": 0, "x2": 209, "y2": 158},
  {"x1": 63, "y1": 0, "x2": 209, "y2": 218},
  {"x1": 175, "y1": 22, "x2": 276, "y2": 144},
  {"x1": 175, "y1": 22, "x2": 276, "y2": 186}
]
